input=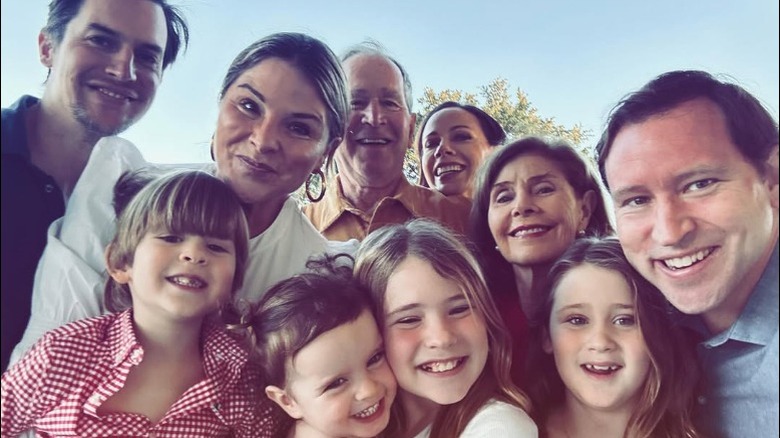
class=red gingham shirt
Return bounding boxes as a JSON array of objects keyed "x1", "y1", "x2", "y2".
[{"x1": 1, "y1": 310, "x2": 286, "y2": 437}]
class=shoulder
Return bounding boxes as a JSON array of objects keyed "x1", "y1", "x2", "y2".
[
  {"x1": 460, "y1": 399, "x2": 537, "y2": 437},
  {"x1": 2, "y1": 95, "x2": 39, "y2": 155}
]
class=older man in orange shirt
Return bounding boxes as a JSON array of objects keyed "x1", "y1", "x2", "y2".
[{"x1": 305, "y1": 42, "x2": 469, "y2": 241}]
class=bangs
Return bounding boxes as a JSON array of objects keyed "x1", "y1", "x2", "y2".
[{"x1": 137, "y1": 171, "x2": 245, "y2": 240}]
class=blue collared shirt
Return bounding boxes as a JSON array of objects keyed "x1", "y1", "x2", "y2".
[
  {"x1": 690, "y1": 243, "x2": 779, "y2": 437},
  {"x1": 1, "y1": 95, "x2": 66, "y2": 372}
]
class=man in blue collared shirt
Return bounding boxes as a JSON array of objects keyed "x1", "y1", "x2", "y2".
[
  {"x1": 1, "y1": 0, "x2": 189, "y2": 372},
  {"x1": 596, "y1": 70, "x2": 779, "y2": 437}
]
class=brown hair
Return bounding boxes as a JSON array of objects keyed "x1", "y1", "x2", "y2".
[
  {"x1": 525, "y1": 236, "x2": 701, "y2": 438},
  {"x1": 353, "y1": 219, "x2": 531, "y2": 437},
  {"x1": 104, "y1": 170, "x2": 249, "y2": 312},
  {"x1": 237, "y1": 255, "x2": 374, "y2": 388}
]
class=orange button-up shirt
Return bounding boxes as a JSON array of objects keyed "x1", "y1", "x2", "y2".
[{"x1": 304, "y1": 175, "x2": 471, "y2": 241}]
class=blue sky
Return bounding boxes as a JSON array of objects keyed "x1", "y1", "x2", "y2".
[{"x1": 2, "y1": 0, "x2": 778, "y2": 164}]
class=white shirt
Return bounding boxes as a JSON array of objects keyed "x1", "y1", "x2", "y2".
[
  {"x1": 460, "y1": 399, "x2": 537, "y2": 437},
  {"x1": 10, "y1": 137, "x2": 356, "y2": 364},
  {"x1": 412, "y1": 399, "x2": 537, "y2": 438}
]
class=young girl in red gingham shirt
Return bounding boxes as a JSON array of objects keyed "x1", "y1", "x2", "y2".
[{"x1": 1, "y1": 170, "x2": 285, "y2": 437}]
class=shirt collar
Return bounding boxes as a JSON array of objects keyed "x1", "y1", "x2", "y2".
[
  {"x1": 727, "y1": 242, "x2": 779, "y2": 345},
  {"x1": 1, "y1": 95, "x2": 39, "y2": 158},
  {"x1": 685, "y1": 242, "x2": 779, "y2": 346},
  {"x1": 108, "y1": 309, "x2": 144, "y2": 367},
  {"x1": 317, "y1": 174, "x2": 415, "y2": 230}
]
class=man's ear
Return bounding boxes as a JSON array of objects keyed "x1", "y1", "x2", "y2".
[
  {"x1": 765, "y1": 144, "x2": 779, "y2": 209},
  {"x1": 38, "y1": 30, "x2": 55, "y2": 68},
  {"x1": 265, "y1": 385, "x2": 303, "y2": 419},
  {"x1": 105, "y1": 243, "x2": 130, "y2": 284}
]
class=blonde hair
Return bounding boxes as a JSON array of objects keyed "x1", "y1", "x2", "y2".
[
  {"x1": 353, "y1": 219, "x2": 532, "y2": 437},
  {"x1": 104, "y1": 169, "x2": 249, "y2": 312}
]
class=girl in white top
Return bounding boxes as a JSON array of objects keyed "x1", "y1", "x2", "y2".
[{"x1": 354, "y1": 219, "x2": 537, "y2": 438}]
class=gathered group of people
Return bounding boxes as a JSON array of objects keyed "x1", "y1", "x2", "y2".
[{"x1": 1, "y1": 0, "x2": 778, "y2": 437}]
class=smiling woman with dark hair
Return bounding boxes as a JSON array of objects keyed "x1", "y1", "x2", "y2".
[{"x1": 416, "y1": 101, "x2": 506, "y2": 198}]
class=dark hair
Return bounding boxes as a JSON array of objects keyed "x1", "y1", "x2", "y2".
[
  {"x1": 43, "y1": 0, "x2": 189, "y2": 69},
  {"x1": 415, "y1": 101, "x2": 507, "y2": 187},
  {"x1": 596, "y1": 70, "x2": 779, "y2": 189},
  {"x1": 105, "y1": 170, "x2": 249, "y2": 312},
  {"x1": 237, "y1": 255, "x2": 373, "y2": 388},
  {"x1": 525, "y1": 236, "x2": 701, "y2": 437},
  {"x1": 469, "y1": 137, "x2": 614, "y2": 299},
  {"x1": 341, "y1": 40, "x2": 413, "y2": 113},
  {"x1": 219, "y1": 32, "x2": 347, "y2": 156}
]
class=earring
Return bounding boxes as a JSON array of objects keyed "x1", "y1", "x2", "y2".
[
  {"x1": 577, "y1": 229, "x2": 586, "y2": 237},
  {"x1": 305, "y1": 169, "x2": 326, "y2": 203},
  {"x1": 495, "y1": 245, "x2": 500, "y2": 251}
]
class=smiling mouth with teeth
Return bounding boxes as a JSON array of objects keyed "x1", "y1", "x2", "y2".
[
  {"x1": 420, "y1": 358, "x2": 464, "y2": 373},
  {"x1": 168, "y1": 276, "x2": 206, "y2": 289},
  {"x1": 510, "y1": 226, "x2": 550, "y2": 237},
  {"x1": 661, "y1": 248, "x2": 713, "y2": 270},
  {"x1": 435, "y1": 164, "x2": 465, "y2": 177},
  {"x1": 582, "y1": 363, "x2": 622, "y2": 375},
  {"x1": 353, "y1": 401, "x2": 380, "y2": 419}
]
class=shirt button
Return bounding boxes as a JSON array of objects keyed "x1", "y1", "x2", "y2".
[
  {"x1": 130, "y1": 349, "x2": 142, "y2": 362},
  {"x1": 697, "y1": 395, "x2": 707, "y2": 405},
  {"x1": 44, "y1": 184, "x2": 55, "y2": 193}
]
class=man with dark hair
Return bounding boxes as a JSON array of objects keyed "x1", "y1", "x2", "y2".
[
  {"x1": 597, "y1": 70, "x2": 779, "y2": 436},
  {"x1": 1, "y1": 0, "x2": 189, "y2": 371}
]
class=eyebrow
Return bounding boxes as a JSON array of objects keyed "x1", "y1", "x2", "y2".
[
  {"x1": 611, "y1": 165, "x2": 727, "y2": 201},
  {"x1": 237, "y1": 83, "x2": 324, "y2": 124},
  {"x1": 87, "y1": 23, "x2": 163, "y2": 56},
  {"x1": 556, "y1": 303, "x2": 634, "y2": 313},
  {"x1": 386, "y1": 295, "x2": 467, "y2": 318},
  {"x1": 491, "y1": 172, "x2": 557, "y2": 190}
]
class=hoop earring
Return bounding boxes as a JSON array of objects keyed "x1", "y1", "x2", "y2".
[{"x1": 305, "y1": 169, "x2": 326, "y2": 203}]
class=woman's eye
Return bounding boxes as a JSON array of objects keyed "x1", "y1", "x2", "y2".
[
  {"x1": 533, "y1": 184, "x2": 555, "y2": 195},
  {"x1": 288, "y1": 122, "x2": 312, "y2": 138},
  {"x1": 424, "y1": 138, "x2": 440, "y2": 149},
  {"x1": 452, "y1": 132, "x2": 473, "y2": 142},
  {"x1": 324, "y1": 378, "x2": 347, "y2": 392},
  {"x1": 493, "y1": 190, "x2": 513, "y2": 204},
  {"x1": 237, "y1": 99, "x2": 260, "y2": 116}
]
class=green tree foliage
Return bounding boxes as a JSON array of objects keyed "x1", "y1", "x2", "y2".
[{"x1": 417, "y1": 77, "x2": 590, "y2": 152}]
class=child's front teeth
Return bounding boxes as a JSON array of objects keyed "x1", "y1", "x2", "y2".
[{"x1": 354, "y1": 402, "x2": 379, "y2": 418}]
